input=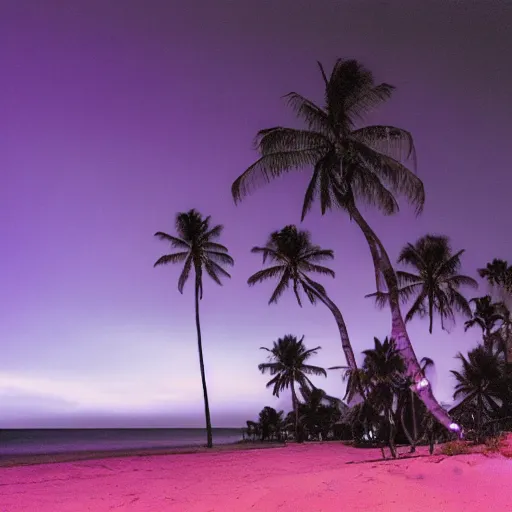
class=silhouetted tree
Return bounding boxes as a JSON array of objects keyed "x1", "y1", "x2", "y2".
[
  {"x1": 451, "y1": 346, "x2": 504, "y2": 441},
  {"x1": 465, "y1": 296, "x2": 507, "y2": 353},
  {"x1": 154, "y1": 209, "x2": 234, "y2": 448},
  {"x1": 231, "y1": 58, "x2": 454, "y2": 430},
  {"x1": 248, "y1": 225, "x2": 359, "y2": 392},
  {"x1": 367, "y1": 234, "x2": 477, "y2": 333},
  {"x1": 259, "y1": 335, "x2": 326, "y2": 442}
]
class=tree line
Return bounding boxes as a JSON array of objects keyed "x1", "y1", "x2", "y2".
[{"x1": 153, "y1": 58, "x2": 512, "y2": 450}]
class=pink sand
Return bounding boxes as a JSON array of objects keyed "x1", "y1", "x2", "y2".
[{"x1": 2, "y1": 443, "x2": 511, "y2": 511}]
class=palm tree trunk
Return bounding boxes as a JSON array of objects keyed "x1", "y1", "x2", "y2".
[
  {"x1": 386, "y1": 406, "x2": 397, "y2": 458},
  {"x1": 347, "y1": 203, "x2": 454, "y2": 431},
  {"x1": 291, "y1": 383, "x2": 301, "y2": 443},
  {"x1": 302, "y1": 279, "x2": 358, "y2": 373},
  {"x1": 400, "y1": 401, "x2": 414, "y2": 448},
  {"x1": 302, "y1": 279, "x2": 364, "y2": 405},
  {"x1": 477, "y1": 393, "x2": 483, "y2": 443},
  {"x1": 428, "y1": 294, "x2": 434, "y2": 334},
  {"x1": 194, "y1": 276, "x2": 213, "y2": 448}
]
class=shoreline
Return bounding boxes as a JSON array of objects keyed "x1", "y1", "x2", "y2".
[
  {"x1": 2, "y1": 442, "x2": 509, "y2": 511},
  {"x1": 0, "y1": 440, "x2": 286, "y2": 468}
]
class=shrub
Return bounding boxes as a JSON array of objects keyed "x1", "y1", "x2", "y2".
[
  {"x1": 441, "y1": 440, "x2": 470, "y2": 456},
  {"x1": 484, "y1": 434, "x2": 505, "y2": 453}
]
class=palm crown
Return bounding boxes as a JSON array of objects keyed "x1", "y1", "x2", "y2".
[
  {"x1": 464, "y1": 296, "x2": 506, "y2": 335},
  {"x1": 361, "y1": 337, "x2": 406, "y2": 391},
  {"x1": 248, "y1": 225, "x2": 335, "y2": 306},
  {"x1": 368, "y1": 234, "x2": 477, "y2": 333},
  {"x1": 258, "y1": 335, "x2": 327, "y2": 397},
  {"x1": 154, "y1": 209, "x2": 234, "y2": 297},
  {"x1": 478, "y1": 259, "x2": 512, "y2": 306},
  {"x1": 451, "y1": 346, "x2": 504, "y2": 415},
  {"x1": 232, "y1": 59, "x2": 423, "y2": 220}
]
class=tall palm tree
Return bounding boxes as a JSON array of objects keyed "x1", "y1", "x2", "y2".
[
  {"x1": 248, "y1": 225, "x2": 359, "y2": 382},
  {"x1": 451, "y1": 346, "x2": 504, "y2": 440},
  {"x1": 465, "y1": 296, "x2": 507, "y2": 353},
  {"x1": 259, "y1": 334, "x2": 327, "y2": 442},
  {"x1": 231, "y1": 58, "x2": 456, "y2": 430},
  {"x1": 154, "y1": 209, "x2": 234, "y2": 448},
  {"x1": 367, "y1": 234, "x2": 478, "y2": 334}
]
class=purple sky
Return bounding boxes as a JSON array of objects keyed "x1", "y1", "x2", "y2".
[{"x1": 2, "y1": 0, "x2": 511, "y2": 428}]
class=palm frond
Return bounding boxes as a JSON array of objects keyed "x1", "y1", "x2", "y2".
[
  {"x1": 365, "y1": 290, "x2": 389, "y2": 309},
  {"x1": 284, "y1": 92, "x2": 330, "y2": 134},
  {"x1": 205, "y1": 250, "x2": 235, "y2": 266},
  {"x1": 268, "y1": 272, "x2": 291, "y2": 304},
  {"x1": 396, "y1": 270, "x2": 422, "y2": 286},
  {"x1": 248, "y1": 266, "x2": 285, "y2": 286},
  {"x1": 444, "y1": 275, "x2": 478, "y2": 288},
  {"x1": 351, "y1": 125, "x2": 416, "y2": 167},
  {"x1": 448, "y1": 289, "x2": 473, "y2": 318},
  {"x1": 177, "y1": 255, "x2": 193, "y2": 294},
  {"x1": 204, "y1": 224, "x2": 223, "y2": 240},
  {"x1": 204, "y1": 260, "x2": 222, "y2": 286},
  {"x1": 301, "y1": 163, "x2": 322, "y2": 220},
  {"x1": 258, "y1": 362, "x2": 281, "y2": 374},
  {"x1": 404, "y1": 289, "x2": 428, "y2": 322},
  {"x1": 154, "y1": 232, "x2": 190, "y2": 249},
  {"x1": 251, "y1": 246, "x2": 281, "y2": 264},
  {"x1": 349, "y1": 166, "x2": 399, "y2": 215},
  {"x1": 350, "y1": 140, "x2": 425, "y2": 214},
  {"x1": 300, "y1": 262, "x2": 335, "y2": 278},
  {"x1": 205, "y1": 259, "x2": 232, "y2": 281},
  {"x1": 346, "y1": 83, "x2": 396, "y2": 124},
  {"x1": 302, "y1": 248, "x2": 334, "y2": 262},
  {"x1": 153, "y1": 252, "x2": 189, "y2": 267},
  {"x1": 203, "y1": 242, "x2": 229, "y2": 252},
  {"x1": 302, "y1": 364, "x2": 328, "y2": 377},
  {"x1": 232, "y1": 147, "x2": 325, "y2": 204}
]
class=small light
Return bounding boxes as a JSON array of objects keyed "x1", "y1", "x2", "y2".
[
  {"x1": 449, "y1": 423, "x2": 461, "y2": 431},
  {"x1": 416, "y1": 378, "x2": 429, "y2": 390}
]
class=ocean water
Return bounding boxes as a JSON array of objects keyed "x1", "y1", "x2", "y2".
[{"x1": 0, "y1": 428, "x2": 244, "y2": 456}]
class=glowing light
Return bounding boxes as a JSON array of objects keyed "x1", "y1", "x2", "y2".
[
  {"x1": 449, "y1": 422, "x2": 461, "y2": 431},
  {"x1": 416, "y1": 378, "x2": 429, "y2": 390}
]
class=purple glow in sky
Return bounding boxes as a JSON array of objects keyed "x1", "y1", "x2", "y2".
[{"x1": 2, "y1": 0, "x2": 511, "y2": 428}]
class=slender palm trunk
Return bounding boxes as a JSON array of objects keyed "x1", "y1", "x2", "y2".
[
  {"x1": 400, "y1": 402, "x2": 415, "y2": 451},
  {"x1": 411, "y1": 390, "x2": 418, "y2": 445},
  {"x1": 428, "y1": 294, "x2": 434, "y2": 334},
  {"x1": 347, "y1": 204, "x2": 454, "y2": 431},
  {"x1": 194, "y1": 276, "x2": 213, "y2": 448},
  {"x1": 483, "y1": 327, "x2": 492, "y2": 354},
  {"x1": 476, "y1": 392, "x2": 483, "y2": 442},
  {"x1": 386, "y1": 406, "x2": 397, "y2": 458},
  {"x1": 302, "y1": 279, "x2": 358, "y2": 373},
  {"x1": 302, "y1": 279, "x2": 364, "y2": 404},
  {"x1": 291, "y1": 383, "x2": 301, "y2": 443}
]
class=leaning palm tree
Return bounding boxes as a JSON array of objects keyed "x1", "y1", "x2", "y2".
[
  {"x1": 231, "y1": 58, "x2": 456, "y2": 431},
  {"x1": 367, "y1": 235, "x2": 478, "y2": 334},
  {"x1": 259, "y1": 334, "x2": 327, "y2": 442},
  {"x1": 248, "y1": 225, "x2": 359, "y2": 383},
  {"x1": 154, "y1": 209, "x2": 234, "y2": 448}
]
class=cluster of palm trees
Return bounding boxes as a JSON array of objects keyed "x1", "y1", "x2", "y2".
[{"x1": 153, "y1": 58, "x2": 511, "y2": 449}]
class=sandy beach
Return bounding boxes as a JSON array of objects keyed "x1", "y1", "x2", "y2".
[{"x1": 1, "y1": 442, "x2": 511, "y2": 511}]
